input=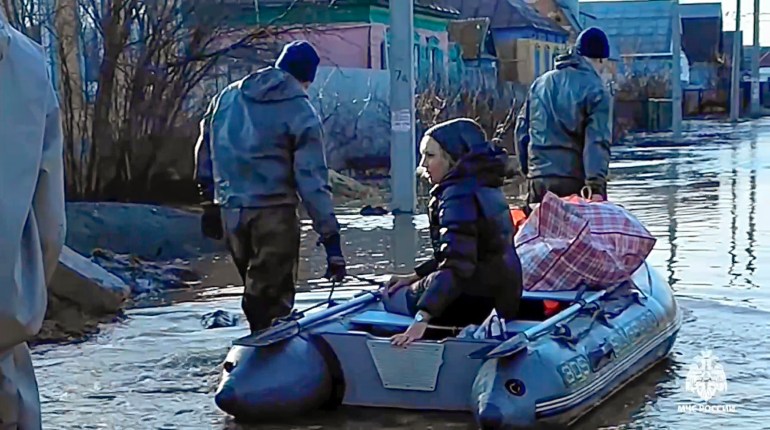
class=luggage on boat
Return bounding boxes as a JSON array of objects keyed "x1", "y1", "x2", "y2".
[{"x1": 514, "y1": 191, "x2": 656, "y2": 292}]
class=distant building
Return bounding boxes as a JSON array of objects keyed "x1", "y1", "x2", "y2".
[
  {"x1": 761, "y1": 50, "x2": 770, "y2": 81},
  {"x1": 680, "y1": 3, "x2": 724, "y2": 90},
  {"x1": 580, "y1": 0, "x2": 691, "y2": 84},
  {"x1": 214, "y1": 1, "x2": 461, "y2": 77},
  {"x1": 439, "y1": 0, "x2": 570, "y2": 85},
  {"x1": 529, "y1": 0, "x2": 583, "y2": 41}
]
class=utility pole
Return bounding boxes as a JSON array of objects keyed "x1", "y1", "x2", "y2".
[
  {"x1": 750, "y1": 0, "x2": 761, "y2": 116},
  {"x1": 389, "y1": 0, "x2": 417, "y2": 213},
  {"x1": 671, "y1": 0, "x2": 682, "y2": 140},
  {"x1": 729, "y1": 3, "x2": 742, "y2": 122}
]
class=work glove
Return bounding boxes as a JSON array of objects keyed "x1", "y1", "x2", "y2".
[
  {"x1": 319, "y1": 233, "x2": 347, "y2": 282},
  {"x1": 583, "y1": 179, "x2": 607, "y2": 201},
  {"x1": 200, "y1": 202, "x2": 223, "y2": 240}
]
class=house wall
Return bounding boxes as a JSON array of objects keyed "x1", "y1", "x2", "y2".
[
  {"x1": 273, "y1": 25, "x2": 373, "y2": 68},
  {"x1": 496, "y1": 39, "x2": 569, "y2": 85},
  {"x1": 369, "y1": 24, "x2": 450, "y2": 70},
  {"x1": 273, "y1": 6, "x2": 454, "y2": 73},
  {"x1": 368, "y1": 7, "x2": 452, "y2": 77},
  {"x1": 493, "y1": 27, "x2": 568, "y2": 44}
]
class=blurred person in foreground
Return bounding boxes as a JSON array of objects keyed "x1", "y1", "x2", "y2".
[
  {"x1": 515, "y1": 26, "x2": 613, "y2": 211},
  {"x1": 0, "y1": 8, "x2": 66, "y2": 429},
  {"x1": 194, "y1": 40, "x2": 346, "y2": 333}
]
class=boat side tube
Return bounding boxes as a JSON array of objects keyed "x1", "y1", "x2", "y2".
[
  {"x1": 216, "y1": 291, "x2": 380, "y2": 420},
  {"x1": 477, "y1": 289, "x2": 608, "y2": 360},
  {"x1": 233, "y1": 291, "x2": 380, "y2": 347}
]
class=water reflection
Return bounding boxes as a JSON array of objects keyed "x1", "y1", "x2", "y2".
[
  {"x1": 665, "y1": 150, "x2": 679, "y2": 288},
  {"x1": 745, "y1": 133, "x2": 757, "y2": 288},
  {"x1": 575, "y1": 358, "x2": 677, "y2": 429},
  {"x1": 610, "y1": 119, "x2": 768, "y2": 308},
  {"x1": 34, "y1": 119, "x2": 770, "y2": 429},
  {"x1": 728, "y1": 141, "x2": 739, "y2": 288}
]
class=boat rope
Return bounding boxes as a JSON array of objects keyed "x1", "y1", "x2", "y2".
[
  {"x1": 327, "y1": 280, "x2": 338, "y2": 308},
  {"x1": 324, "y1": 274, "x2": 383, "y2": 308}
]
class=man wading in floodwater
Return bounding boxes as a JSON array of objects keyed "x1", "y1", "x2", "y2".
[
  {"x1": 515, "y1": 27, "x2": 613, "y2": 211},
  {"x1": 1, "y1": 9, "x2": 66, "y2": 429},
  {"x1": 194, "y1": 40, "x2": 346, "y2": 333}
]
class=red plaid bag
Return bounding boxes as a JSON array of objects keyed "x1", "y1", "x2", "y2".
[{"x1": 514, "y1": 191, "x2": 656, "y2": 292}]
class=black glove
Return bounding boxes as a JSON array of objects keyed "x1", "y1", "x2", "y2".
[
  {"x1": 320, "y1": 233, "x2": 346, "y2": 282},
  {"x1": 584, "y1": 179, "x2": 607, "y2": 200},
  {"x1": 201, "y1": 203, "x2": 223, "y2": 240}
]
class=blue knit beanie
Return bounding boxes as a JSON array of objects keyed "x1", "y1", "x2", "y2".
[
  {"x1": 576, "y1": 27, "x2": 610, "y2": 59},
  {"x1": 275, "y1": 40, "x2": 320, "y2": 83}
]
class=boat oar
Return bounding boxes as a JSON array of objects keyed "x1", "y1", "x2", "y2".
[{"x1": 196, "y1": 273, "x2": 384, "y2": 300}]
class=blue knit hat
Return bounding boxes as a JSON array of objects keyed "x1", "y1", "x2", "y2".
[
  {"x1": 275, "y1": 40, "x2": 321, "y2": 83},
  {"x1": 575, "y1": 27, "x2": 610, "y2": 59},
  {"x1": 425, "y1": 118, "x2": 491, "y2": 161}
]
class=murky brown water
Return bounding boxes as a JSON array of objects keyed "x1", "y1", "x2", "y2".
[{"x1": 33, "y1": 119, "x2": 770, "y2": 429}]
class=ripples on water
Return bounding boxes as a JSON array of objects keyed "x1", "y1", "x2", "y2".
[{"x1": 35, "y1": 119, "x2": 770, "y2": 429}]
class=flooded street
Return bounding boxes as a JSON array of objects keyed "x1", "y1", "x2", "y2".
[{"x1": 33, "y1": 119, "x2": 770, "y2": 429}]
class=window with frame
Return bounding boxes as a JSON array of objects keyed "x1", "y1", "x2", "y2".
[{"x1": 427, "y1": 36, "x2": 441, "y2": 80}]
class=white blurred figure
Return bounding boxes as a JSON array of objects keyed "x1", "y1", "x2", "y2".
[{"x1": 0, "y1": 8, "x2": 66, "y2": 429}]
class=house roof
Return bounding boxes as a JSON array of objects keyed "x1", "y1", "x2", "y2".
[
  {"x1": 579, "y1": 1, "x2": 724, "y2": 61},
  {"x1": 761, "y1": 51, "x2": 770, "y2": 68},
  {"x1": 375, "y1": 0, "x2": 460, "y2": 16},
  {"x1": 258, "y1": 0, "x2": 460, "y2": 18},
  {"x1": 554, "y1": 0, "x2": 582, "y2": 33},
  {"x1": 580, "y1": 0, "x2": 675, "y2": 56},
  {"x1": 437, "y1": 0, "x2": 568, "y2": 35}
]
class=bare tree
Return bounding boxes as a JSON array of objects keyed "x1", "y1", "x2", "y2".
[
  {"x1": 416, "y1": 82, "x2": 524, "y2": 154},
  {"x1": 4, "y1": 0, "x2": 329, "y2": 201}
]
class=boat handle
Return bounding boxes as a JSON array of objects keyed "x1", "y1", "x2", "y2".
[
  {"x1": 550, "y1": 323, "x2": 579, "y2": 349},
  {"x1": 551, "y1": 302, "x2": 614, "y2": 349},
  {"x1": 588, "y1": 341, "x2": 616, "y2": 371}
]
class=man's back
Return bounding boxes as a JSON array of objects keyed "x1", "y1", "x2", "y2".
[
  {"x1": 519, "y1": 52, "x2": 611, "y2": 182},
  {"x1": 195, "y1": 65, "x2": 338, "y2": 238},
  {"x1": 194, "y1": 41, "x2": 346, "y2": 334}
]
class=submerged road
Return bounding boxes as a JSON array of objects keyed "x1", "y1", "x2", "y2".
[{"x1": 33, "y1": 119, "x2": 770, "y2": 429}]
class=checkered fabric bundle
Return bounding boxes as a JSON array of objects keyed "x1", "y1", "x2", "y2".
[{"x1": 514, "y1": 192, "x2": 656, "y2": 292}]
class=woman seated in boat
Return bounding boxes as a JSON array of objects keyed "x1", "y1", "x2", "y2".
[{"x1": 385, "y1": 118, "x2": 524, "y2": 346}]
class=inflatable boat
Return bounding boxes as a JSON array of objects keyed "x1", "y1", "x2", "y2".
[{"x1": 214, "y1": 261, "x2": 681, "y2": 429}]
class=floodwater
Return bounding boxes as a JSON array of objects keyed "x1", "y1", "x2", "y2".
[{"x1": 33, "y1": 119, "x2": 770, "y2": 429}]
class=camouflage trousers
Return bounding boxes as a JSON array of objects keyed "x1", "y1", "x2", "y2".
[{"x1": 222, "y1": 206, "x2": 300, "y2": 332}]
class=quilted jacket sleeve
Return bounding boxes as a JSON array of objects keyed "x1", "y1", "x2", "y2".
[{"x1": 416, "y1": 189, "x2": 479, "y2": 317}]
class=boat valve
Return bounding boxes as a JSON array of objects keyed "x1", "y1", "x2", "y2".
[{"x1": 505, "y1": 379, "x2": 526, "y2": 397}]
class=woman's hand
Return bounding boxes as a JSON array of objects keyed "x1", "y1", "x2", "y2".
[
  {"x1": 391, "y1": 321, "x2": 429, "y2": 347},
  {"x1": 384, "y1": 273, "x2": 419, "y2": 295}
]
